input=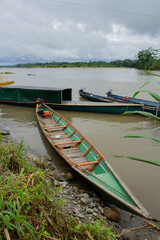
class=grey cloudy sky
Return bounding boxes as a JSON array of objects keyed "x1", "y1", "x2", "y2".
[{"x1": 1, "y1": 0, "x2": 160, "y2": 64}]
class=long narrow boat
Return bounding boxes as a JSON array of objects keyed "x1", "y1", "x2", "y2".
[
  {"x1": 0, "y1": 80, "x2": 15, "y2": 86},
  {"x1": 107, "y1": 90, "x2": 160, "y2": 116},
  {"x1": 79, "y1": 89, "x2": 124, "y2": 103},
  {"x1": 79, "y1": 88, "x2": 160, "y2": 116},
  {"x1": 36, "y1": 99, "x2": 151, "y2": 219},
  {"x1": 0, "y1": 85, "x2": 143, "y2": 114}
]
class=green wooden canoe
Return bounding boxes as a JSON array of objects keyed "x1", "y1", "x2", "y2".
[{"x1": 36, "y1": 100, "x2": 151, "y2": 219}]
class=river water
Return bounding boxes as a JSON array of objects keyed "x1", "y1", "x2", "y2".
[{"x1": 0, "y1": 67, "x2": 160, "y2": 219}]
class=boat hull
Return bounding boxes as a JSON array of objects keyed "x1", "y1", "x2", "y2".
[
  {"x1": 107, "y1": 91, "x2": 160, "y2": 116},
  {"x1": 79, "y1": 89, "x2": 114, "y2": 103},
  {"x1": 0, "y1": 81, "x2": 15, "y2": 86},
  {"x1": 0, "y1": 86, "x2": 142, "y2": 113},
  {"x1": 36, "y1": 102, "x2": 151, "y2": 219},
  {"x1": 49, "y1": 102, "x2": 142, "y2": 114},
  {"x1": 0, "y1": 99, "x2": 142, "y2": 113},
  {"x1": 79, "y1": 89, "x2": 160, "y2": 116}
]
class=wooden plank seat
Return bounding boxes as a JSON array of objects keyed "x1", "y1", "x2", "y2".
[
  {"x1": 44, "y1": 126, "x2": 68, "y2": 132},
  {"x1": 44, "y1": 127, "x2": 65, "y2": 132},
  {"x1": 77, "y1": 160, "x2": 99, "y2": 166},
  {"x1": 47, "y1": 130, "x2": 65, "y2": 135},
  {"x1": 44, "y1": 125, "x2": 68, "y2": 130},
  {"x1": 68, "y1": 160, "x2": 99, "y2": 171},
  {"x1": 53, "y1": 137, "x2": 74, "y2": 144},
  {"x1": 61, "y1": 147, "x2": 81, "y2": 153},
  {"x1": 53, "y1": 140, "x2": 81, "y2": 148},
  {"x1": 75, "y1": 160, "x2": 100, "y2": 171},
  {"x1": 53, "y1": 137, "x2": 71, "y2": 142}
]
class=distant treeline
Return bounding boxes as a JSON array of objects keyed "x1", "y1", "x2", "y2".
[
  {"x1": 2, "y1": 48, "x2": 160, "y2": 70},
  {"x1": 14, "y1": 59, "x2": 136, "y2": 68}
]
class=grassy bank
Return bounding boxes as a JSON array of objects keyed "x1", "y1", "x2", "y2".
[{"x1": 0, "y1": 135, "x2": 118, "y2": 240}]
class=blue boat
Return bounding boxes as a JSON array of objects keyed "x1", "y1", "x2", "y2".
[
  {"x1": 79, "y1": 89, "x2": 160, "y2": 116},
  {"x1": 107, "y1": 90, "x2": 160, "y2": 116}
]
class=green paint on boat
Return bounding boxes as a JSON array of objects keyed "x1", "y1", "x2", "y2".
[{"x1": 36, "y1": 101, "x2": 151, "y2": 220}]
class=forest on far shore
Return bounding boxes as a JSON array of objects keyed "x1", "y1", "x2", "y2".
[{"x1": 2, "y1": 47, "x2": 160, "y2": 70}]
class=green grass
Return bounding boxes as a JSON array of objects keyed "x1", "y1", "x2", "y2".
[{"x1": 0, "y1": 135, "x2": 118, "y2": 240}]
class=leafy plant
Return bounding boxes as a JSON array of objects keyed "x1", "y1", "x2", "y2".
[
  {"x1": 114, "y1": 154, "x2": 160, "y2": 167},
  {"x1": 84, "y1": 220, "x2": 118, "y2": 240},
  {"x1": 115, "y1": 70, "x2": 160, "y2": 167}
]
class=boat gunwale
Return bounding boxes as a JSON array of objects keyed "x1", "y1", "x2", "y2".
[
  {"x1": 36, "y1": 102, "x2": 151, "y2": 220},
  {"x1": 39, "y1": 103, "x2": 106, "y2": 163},
  {"x1": 108, "y1": 92, "x2": 160, "y2": 108}
]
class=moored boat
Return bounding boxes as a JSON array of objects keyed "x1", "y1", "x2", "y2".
[
  {"x1": 0, "y1": 85, "x2": 143, "y2": 114},
  {"x1": 79, "y1": 88, "x2": 160, "y2": 116},
  {"x1": 36, "y1": 99, "x2": 151, "y2": 219},
  {"x1": 0, "y1": 80, "x2": 15, "y2": 86},
  {"x1": 79, "y1": 88, "x2": 114, "y2": 103},
  {"x1": 107, "y1": 90, "x2": 160, "y2": 116}
]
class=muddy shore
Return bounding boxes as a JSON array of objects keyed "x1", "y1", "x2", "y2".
[{"x1": 1, "y1": 129, "x2": 159, "y2": 240}]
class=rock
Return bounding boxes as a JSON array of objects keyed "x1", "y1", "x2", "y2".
[
  {"x1": 1, "y1": 130, "x2": 10, "y2": 135},
  {"x1": 72, "y1": 186, "x2": 78, "y2": 192},
  {"x1": 79, "y1": 189, "x2": 85, "y2": 193},
  {"x1": 120, "y1": 228, "x2": 135, "y2": 240},
  {"x1": 93, "y1": 212, "x2": 97, "y2": 217},
  {"x1": 90, "y1": 202, "x2": 96, "y2": 207},
  {"x1": 60, "y1": 181, "x2": 67, "y2": 187},
  {"x1": 104, "y1": 208, "x2": 121, "y2": 222},
  {"x1": 98, "y1": 206, "x2": 104, "y2": 214},
  {"x1": 66, "y1": 172, "x2": 74, "y2": 181},
  {"x1": 73, "y1": 208, "x2": 79, "y2": 215},
  {"x1": 80, "y1": 195, "x2": 92, "y2": 204},
  {"x1": 54, "y1": 180, "x2": 60, "y2": 187},
  {"x1": 60, "y1": 172, "x2": 65, "y2": 177},
  {"x1": 94, "y1": 197, "x2": 101, "y2": 203},
  {"x1": 80, "y1": 197, "x2": 88, "y2": 204},
  {"x1": 83, "y1": 193, "x2": 90, "y2": 198},
  {"x1": 78, "y1": 214, "x2": 84, "y2": 219},
  {"x1": 86, "y1": 208, "x2": 93, "y2": 214},
  {"x1": 93, "y1": 207, "x2": 98, "y2": 212}
]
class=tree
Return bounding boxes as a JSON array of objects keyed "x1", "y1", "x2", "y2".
[{"x1": 136, "y1": 47, "x2": 160, "y2": 70}]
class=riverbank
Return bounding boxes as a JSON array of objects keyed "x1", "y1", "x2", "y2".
[{"x1": 0, "y1": 129, "x2": 159, "y2": 240}]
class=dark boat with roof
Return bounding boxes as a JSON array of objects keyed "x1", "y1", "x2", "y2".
[{"x1": 0, "y1": 85, "x2": 143, "y2": 114}]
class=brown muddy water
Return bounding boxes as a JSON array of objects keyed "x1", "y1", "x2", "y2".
[{"x1": 0, "y1": 67, "x2": 160, "y2": 221}]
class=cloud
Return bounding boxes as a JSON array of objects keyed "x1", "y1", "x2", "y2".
[{"x1": 0, "y1": 0, "x2": 160, "y2": 64}]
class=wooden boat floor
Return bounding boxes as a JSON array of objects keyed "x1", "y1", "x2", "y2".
[
  {"x1": 42, "y1": 118, "x2": 66, "y2": 130},
  {"x1": 49, "y1": 132, "x2": 68, "y2": 139},
  {"x1": 61, "y1": 148, "x2": 83, "y2": 158},
  {"x1": 48, "y1": 133, "x2": 67, "y2": 140},
  {"x1": 42, "y1": 116, "x2": 95, "y2": 170},
  {"x1": 61, "y1": 148, "x2": 89, "y2": 167}
]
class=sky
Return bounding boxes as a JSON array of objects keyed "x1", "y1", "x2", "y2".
[{"x1": 0, "y1": 0, "x2": 160, "y2": 65}]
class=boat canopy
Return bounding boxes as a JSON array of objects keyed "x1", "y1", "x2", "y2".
[{"x1": 0, "y1": 86, "x2": 72, "y2": 104}]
